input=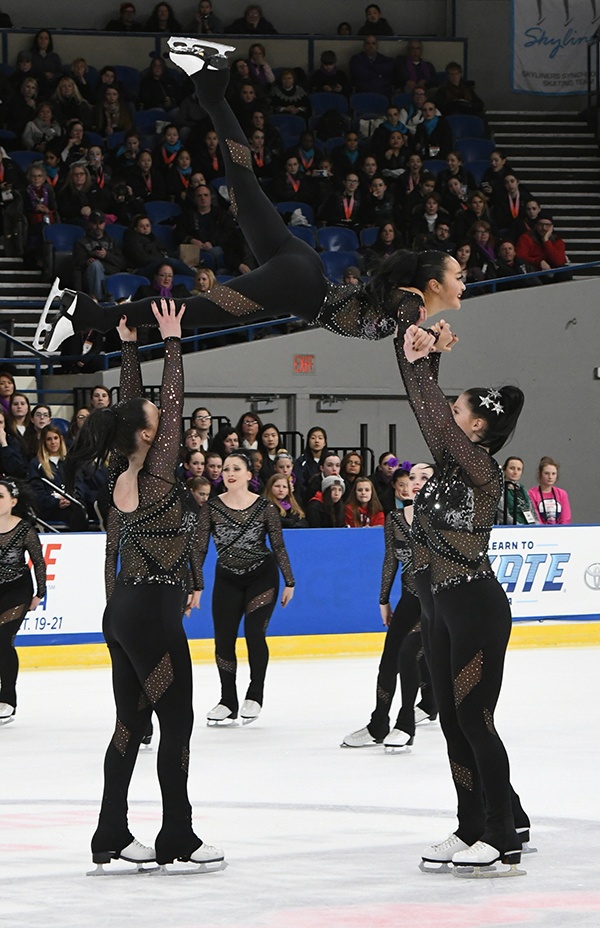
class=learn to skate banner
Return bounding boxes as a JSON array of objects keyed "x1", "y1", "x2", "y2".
[
  {"x1": 512, "y1": 0, "x2": 598, "y2": 94},
  {"x1": 14, "y1": 526, "x2": 600, "y2": 647}
]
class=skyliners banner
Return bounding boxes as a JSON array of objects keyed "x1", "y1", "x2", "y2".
[{"x1": 512, "y1": 0, "x2": 598, "y2": 94}]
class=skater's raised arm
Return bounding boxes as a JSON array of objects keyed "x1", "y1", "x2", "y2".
[{"x1": 117, "y1": 316, "x2": 143, "y2": 403}]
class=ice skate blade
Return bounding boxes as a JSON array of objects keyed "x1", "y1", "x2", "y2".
[
  {"x1": 453, "y1": 862, "x2": 526, "y2": 879},
  {"x1": 86, "y1": 862, "x2": 160, "y2": 876},
  {"x1": 32, "y1": 277, "x2": 65, "y2": 351},
  {"x1": 207, "y1": 718, "x2": 238, "y2": 727},
  {"x1": 168, "y1": 37, "x2": 236, "y2": 76},
  {"x1": 241, "y1": 715, "x2": 258, "y2": 725},
  {"x1": 521, "y1": 842, "x2": 538, "y2": 854},
  {"x1": 158, "y1": 860, "x2": 227, "y2": 876},
  {"x1": 384, "y1": 744, "x2": 412, "y2": 754},
  {"x1": 419, "y1": 860, "x2": 453, "y2": 874},
  {"x1": 0, "y1": 714, "x2": 15, "y2": 727}
]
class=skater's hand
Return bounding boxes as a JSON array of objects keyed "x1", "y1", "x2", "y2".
[
  {"x1": 280, "y1": 586, "x2": 294, "y2": 608},
  {"x1": 151, "y1": 299, "x2": 186, "y2": 339},
  {"x1": 117, "y1": 315, "x2": 137, "y2": 342},
  {"x1": 430, "y1": 320, "x2": 459, "y2": 353},
  {"x1": 184, "y1": 590, "x2": 201, "y2": 616},
  {"x1": 380, "y1": 603, "x2": 393, "y2": 627},
  {"x1": 403, "y1": 324, "x2": 435, "y2": 363},
  {"x1": 29, "y1": 596, "x2": 42, "y2": 611}
]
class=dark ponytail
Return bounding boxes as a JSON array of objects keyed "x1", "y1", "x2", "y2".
[
  {"x1": 465, "y1": 386, "x2": 525, "y2": 456},
  {"x1": 64, "y1": 397, "x2": 151, "y2": 491},
  {"x1": 365, "y1": 249, "x2": 450, "y2": 310}
]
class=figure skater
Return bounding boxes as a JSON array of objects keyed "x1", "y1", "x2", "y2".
[
  {"x1": 397, "y1": 321, "x2": 531, "y2": 876},
  {"x1": 65, "y1": 300, "x2": 224, "y2": 873},
  {"x1": 35, "y1": 38, "x2": 464, "y2": 356},
  {"x1": 0, "y1": 479, "x2": 46, "y2": 726},
  {"x1": 196, "y1": 451, "x2": 295, "y2": 725}
]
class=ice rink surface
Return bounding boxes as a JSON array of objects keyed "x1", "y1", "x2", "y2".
[{"x1": 2, "y1": 645, "x2": 599, "y2": 928}]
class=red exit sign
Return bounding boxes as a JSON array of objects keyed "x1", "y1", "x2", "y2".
[{"x1": 293, "y1": 354, "x2": 315, "y2": 374}]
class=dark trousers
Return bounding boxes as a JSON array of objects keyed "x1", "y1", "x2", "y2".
[
  {"x1": 92, "y1": 581, "x2": 200, "y2": 863},
  {"x1": 212, "y1": 555, "x2": 280, "y2": 714},
  {"x1": 414, "y1": 571, "x2": 529, "y2": 850},
  {"x1": 0, "y1": 574, "x2": 33, "y2": 708}
]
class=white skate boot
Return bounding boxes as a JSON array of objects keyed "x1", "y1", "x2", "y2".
[
  {"x1": 0, "y1": 702, "x2": 15, "y2": 726},
  {"x1": 87, "y1": 838, "x2": 157, "y2": 876},
  {"x1": 33, "y1": 278, "x2": 79, "y2": 353},
  {"x1": 167, "y1": 36, "x2": 236, "y2": 76},
  {"x1": 414, "y1": 707, "x2": 437, "y2": 725},
  {"x1": 419, "y1": 833, "x2": 470, "y2": 874},
  {"x1": 158, "y1": 842, "x2": 226, "y2": 875},
  {"x1": 340, "y1": 726, "x2": 382, "y2": 748},
  {"x1": 206, "y1": 703, "x2": 237, "y2": 725},
  {"x1": 452, "y1": 841, "x2": 526, "y2": 878},
  {"x1": 383, "y1": 729, "x2": 413, "y2": 753},
  {"x1": 240, "y1": 699, "x2": 261, "y2": 724}
]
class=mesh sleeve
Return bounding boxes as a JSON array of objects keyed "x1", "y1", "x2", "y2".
[
  {"x1": 379, "y1": 513, "x2": 398, "y2": 604},
  {"x1": 142, "y1": 337, "x2": 184, "y2": 497},
  {"x1": 104, "y1": 505, "x2": 120, "y2": 600},
  {"x1": 265, "y1": 502, "x2": 295, "y2": 586},
  {"x1": 25, "y1": 525, "x2": 47, "y2": 598},
  {"x1": 119, "y1": 340, "x2": 143, "y2": 402}
]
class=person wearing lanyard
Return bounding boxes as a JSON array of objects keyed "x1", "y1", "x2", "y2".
[{"x1": 528, "y1": 456, "x2": 571, "y2": 524}]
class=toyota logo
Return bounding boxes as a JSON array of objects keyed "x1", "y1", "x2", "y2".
[{"x1": 584, "y1": 563, "x2": 600, "y2": 590}]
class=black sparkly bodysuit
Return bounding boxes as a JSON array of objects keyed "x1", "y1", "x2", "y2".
[
  {"x1": 379, "y1": 508, "x2": 416, "y2": 603},
  {"x1": 0, "y1": 521, "x2": 46, "y2": 598}
]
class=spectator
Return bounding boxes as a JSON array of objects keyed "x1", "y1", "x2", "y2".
[
  {"x1": 128, "y1": 150, "x2": 167, "y2": 203},
  {"x1": 451, "y1": 188, "x2": 493, "y2": 242},
  {"x1": 72, "y1": 210, "x2": 128, "y2": 299},
  {"x1": 257, "y1": 422, "x2": 282, "y2": 481},
  {"x1": 139, "y1": 56, "x2": 180, "y2": 111},
  {"x1": 434, "y1": 61, "x2": 485, "y2": 116},
  {"x1": 187, "y1": 1, "x2": 224, "y2": 34},
  {"x1": 528, "y1": 456, "x2": 571, "y2": 525},
  {"x1": 59, "y1": 119, "x2": 90, "y2": 167},
  {"x1": 94, "y1": 85, "x2": 134, "y2": 138},
  {"x1": 145, "y1": 2, "x2": 183, "y2": 32},
  {"x1": 166, "y1": 149, "x2": 196, "y2": 204},
  {"x1": 231, "y1": 82, "x2": 265, "y2": 132},
  {"x1": 289, "y1": 130, "x2": 319, "y2": 176},
  {"x1": 516, "y1": 213, "x2": 569, "y2": 278},
  {"x1": 52, "y1": 76, "x2": 93, "y2": 128},
  {"x1": 409, "y1": 192, "x2": 450, "y2": 249},
  {"x1": 123, "y1": 214, "x2": 192, "y2": 278},
  {"x1": 370, "y1": 105, "x2": 408, "y2": 159},
  {"x1": 190, "y1": 406, "x2": 212, "y2": 450},
  {"x1": 22, "y1": 404, "x2": 52, "y2": 461},
  {"x1": 28, "y1": 425, "x2": 88, "y2": 531},
  {"x1": 453, "y1": 240, "x2": 485, "y2": 292},
  {"x1": 133, "y1": 263, "x2": 192, "y2": 303},
  {"x1": 105, "y1": 2, "x2": 144, "y2": 31},
  {"x1": 248, "y1": 129, "x2": 278, "y2": 182},
  {"x1": 308, "y1": 50, "x2": 351, "y2": 96},
  {"x1": 413, "y1": 101, "x2": 453, "y2": 160},
  {"x1": 495, "y1": 239, "x2": 539, "y2": 290},
  {"x1": 90, "y1": 385, "x2": 111, "y2": 409},
  {"x1": 205, "y1": 450, "x2": 224, "y2": 496},
  {"x1": 23, "y1": 164, "x2": 57, "y2": 246},
  {"x1": 69, "y1": 58, "x2": 95, "y2": 105},
  {"x1": 187, "y1": 475, "x2": 211, "y2": 506},
  {"x1": 270, "y1": 69, "x2": 310, "y2": 120},
  {"x1": 269, "y1": 155, "x2": 314, "y2": 205},
  {"x1": 496, "y1": 456, "x2": 536, "y2": 525},
  {"x1": 30, "y1": 30, "x2": 62, "y2": 90},
  {"x1": 340, "y1": 450, "x2": 364, "y2": 501},
  {"x1": 175, "y1": 183, "x2": 238, "y2": 272},
  {"x1": 293, "y1": 426, "x2": 327, "y2": 500},
  {"x1": 191, "y1": 267, "x2": 217, "y2": 293},
  {"x1": 303, "y1": 450, "x2": 342, "y2": 506},
  {"x1": 394, "y1": 38, "x2": 437, "y2": 92},
  {"x1": 0, "y1": 371, "x2": 15, "y2": 417},
  {"x1": 358, "y1": 4, "x2": 394, "y2": 36},
  {"x1": 369, "y1": 451, "x2": 398, "y2": 511},
  {"x1": 0, "y1": 408, "x2": 28, "y2": 479},
  {"x1": 379, "y1": 129, "x2": 409, "y2": 181},
  {"x1": 480, "y1": 148, "x2": 514, "y2": 201},
  {"x1": 21, "y1": 102, "x2": 61, "y2": 153},
  {"x1": 332, "y1": 131, "x2": 366, "y2": 177},
  {"x1": 395, "y1": 152, "x2": 424, "y2": 216},
  {"x1": 342, "y1": 266, "x2": 361, "y2": 285},
  {"x1": 363, "y1": 222, "x2": 404, "y2": 271},
  {"x1": 345, "y1": 477, "x2": 385, "y2": 526},
  {"x1": 247, "y1": 43, "x2": 276, "y2": 90},
  {"x1": 337, "y1": 22, "x2": 353, "y2": 36},
  {"x1": 398, "y1": 86, "x2": 429, "y2": 135},
  {"x1": 428, "y1": 217, "x2": 456, "y2": 255},
  {"x1": 66, "y1": 407, "x2": 90, "y2": 447},
  {"x1": 441, "y1": 174, "x2": 471, "y2": 220},
  {"x1": 7, "y1": 393, "x2": 31, "y2": 439},
  {"x1": 365, "y1": 175, "x2": 395, "y2": 225},
  {"x1": 93, "y1": 66, "x2": 128, "y2": 106},
  {"x1": 320, "y1": 171, "x2": 367, "y2": 230},
  {"x1": 435, "y1": 151, "x2": 476, "y2": 198},
  {"x1": 226, "y1": 4, "x2": 278, "y2": 35},
  {"x1": 209, "y1": 425, "x2": 240, "y2": 460},
  {"x1": 350, "y1": 35, "x2": 394, "y2": 95},
  {"x1": 306, "y1": 475, "x2": 346, "y2": 528},
  {"x1": 87, "y1": 145, "x2": 112, "y2": 194},
  {"x1": 193, "y1": 128, "x2": 225, "y2": 182},
  {"x1": 249, "y1": 109, "x2": 282, "y2": 159},
  {"x1": 56, "y1": 163, "x2": 96, "y2": 226},
  {"x1": 263, "y1": 474, "x2": 306, "y2": 529},
  {"x1": 182, "y1": 448, "x2": 206, "y2": 480},
  {"x1": 6, "y1": 76, "x2": 39, "y2": 137},
  {"x1": 235, "y1": 411, "x2": 262, "y2": 450},
  {"x1": 493, "y1": 172, "x2": 534, "y2": 239},
  {"x1": 182, "y1": 427, "x2": 204, "y2": 454},
  {"x1": 467, "y1": 220, "x2": 498, "y2": 277}
]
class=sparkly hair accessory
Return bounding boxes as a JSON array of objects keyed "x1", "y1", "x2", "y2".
[
  {"x1": 479, "y1": 389, "x2": 503, "y2": 414},
  {"x1": 0, "y1": 479, "x2": 19, "y2": 497}
]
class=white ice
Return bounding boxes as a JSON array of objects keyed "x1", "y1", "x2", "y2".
[{"x1": 2, "y1": 645, "x2": 600, "y2": 927}]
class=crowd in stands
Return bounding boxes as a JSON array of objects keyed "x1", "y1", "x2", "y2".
[
  {"x1": 0, "y1": 4, "x2": 571, "y2": 335},
  {"x1": 0, "y1": 369, "x2": 572, "y2": 531}
]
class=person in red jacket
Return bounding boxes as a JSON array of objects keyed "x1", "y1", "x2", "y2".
[
  {"x1": 345, "y1": 477, "x2": 385, "y2": 527},
  {"x1": 515, "y1": 213, "x2": 569, "y2": 278}
]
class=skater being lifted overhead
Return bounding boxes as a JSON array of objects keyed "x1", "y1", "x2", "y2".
[
  {"x1": 396, "y1": 323, "x2": 532, "y2": 878},
  {"x1": 35, "y1": 36, "x2": 465, "y2": 356}
]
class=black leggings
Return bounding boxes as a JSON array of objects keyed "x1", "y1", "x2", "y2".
[
  {"x1": 65, "y1": 71, "x2": 327, "y2": 336},
  {"x1": 414, "y1": 571, "x2": 529, "y2": 850},
  {"x1": 212, "y1": 555, "x2": 280, "y2": 714},
  {"x1": 367, "y1": 590, "x2": 436, "y2": 740},
  {"x1": 0, "y1": 574, "x2": 32, "y2": 708},
  {"x1": 92, "y1": 581, "x2": 200, "y2": 863}
]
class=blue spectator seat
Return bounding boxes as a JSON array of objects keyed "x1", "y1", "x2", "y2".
[
  {"x1": 320, "y1": 250, "x2": 360, "y2": 283},
  {"x1": 105, "y1": 223, "x2": 127, "y2": 245},
  {"x1": 216, "y1": 275, "x2": 233, "y2": 284},
  {"x1": 85, "y1": 131, "x2": 105, "y2": 148},
  {"x1": 324, "y1": 135, "x2": 346, "y2": 153},
  {"x1": 51, "y1": 417, "x2": 70, "y2": 436},
  {"x1": 144, "y1": 200, "x2": 181, "y2": 224},
  {"x1": 447, "y1": 114, "x2": 487, "y2": 141},
  {"x1": 43, "y1": 223, "x2": 85, "y2": 285},
  {"x1": 105, "y1": 273, "x2": 150, "y2": 301},
  {"x1": 210, "y1": 175, "x2": 227, "y2": 195},
  {"x1": 7, "y1": 150, "x2": 40, "y2": 172},
  {"x1": 274, "y1": 201, "x2": 314, "y2": 225},
  {"x1": 107, "y1": 131, "x2": 126, "y2": 151},
  {"x1": 0, "y1": 129, "x2": 17, "y2": 144},
  {"x1": 349, "y1": 92, "x2": 389, "y2": 117},
  {"x1": 151, "y1": 224, "x2": 177, "y2": 251},
  {"x1": 0, "y1": 64, "x2": 14, "y2": 77},
  {"x1": 391, "y1": 92, "x2": 412, "y2": 110},
  {"x1": 423, "y1": 159, "x2": 447, "y2": 177},
  {"x1": 113, "y1": 65, "x2": 141, "y2": 99},
  {"x1": 317, "y1": 227, "x2": 359, "y2": 252},
  {"x1": 43, "y1": 223, "x2": 83, "y2": 251},
  {"x1": 134, "y1": 109, "x2": 168, "y2": 134},
  {"x1": 465, "y1": 160, "x2": 490, "y2": 186},
  {"x1": 289, "y1": 225, "x2": 316, "y2": 247},
  {"x1": 270, "y1": 114, "x2": 306, "y2": 138},
  {"x1": 173, "y1": 275, "x2": 194, "y2": 289},
  {"x1": 455, "y1": 138, "x2": 495, "y2": 163},
  {"x1": 359, "y1": 227, "x2": 379, "y2": 247},
  {"x1": 309, "y1": 93, "x2": 349, "y2": 117}
]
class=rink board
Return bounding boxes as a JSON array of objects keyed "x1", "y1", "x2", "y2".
[{"x1": 15, "y1": 526, "x2": 600, "y2": 667}]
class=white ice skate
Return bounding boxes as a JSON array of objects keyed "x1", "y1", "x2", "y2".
[
  {"x1": 32, "y1": 278, "x2": 78, "y2": 353},
  {"x1": 158, "y1": 843, "x2": 227, "y2": 875},
  {"x1": 0, "y1": 702, "x2": 15, "y2": 726},
  {"x1": 340, "y1": 726, "x2": 382, "y2": 748},
  {"x1": 206, "y1": 703, "x2": 237, "y2": 726},
  {"x1": 517, "y1": 826, "x2": 538, "y2": 855},
  {"x1": 167, "y1": 36, "x2": 236, "y2": 77},
  {"x1": 240, "y1": 699, "x2": 261, "y2": 724},
  {"x1": 414, "y1": 707, "x2": 437, "y2": 726},
  {"x1": 383, "y1": 729, "x2": 413, "y2": 753},
  {"x1": 419, "y1": 833, "x2": 470, "y2": 874},
  {"x1": 452, "y1": 841, "x2": 526, "y2": 879},
  {"x1": 87, "y1": 838, "x2": 158, "y2": 876}
]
